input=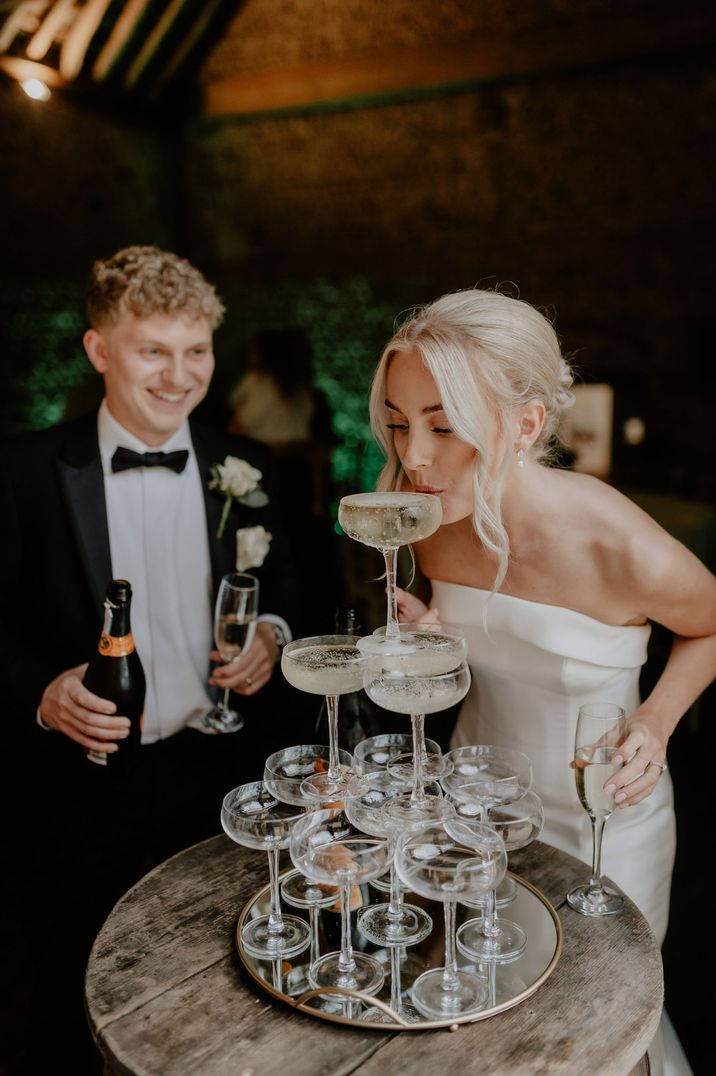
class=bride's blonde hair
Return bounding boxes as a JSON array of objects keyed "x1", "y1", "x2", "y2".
[{"x1": 369, "y1": 288, "x2": 575, "y2": 591}]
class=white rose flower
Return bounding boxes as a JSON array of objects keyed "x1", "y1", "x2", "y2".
[
  {"x1": 208, "y1": 455, "x2": 269, "y2": 538},
  {"x1": 212, "y1": 456, "x2": 262, "y2": 498},
  {"x1": 236, "y1": 526, "x2": 272, "y2": 571}
]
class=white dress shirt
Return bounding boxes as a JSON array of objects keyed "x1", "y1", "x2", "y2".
[{"x1": 98, "y1": 402, "x2": 215, "y2": 741}]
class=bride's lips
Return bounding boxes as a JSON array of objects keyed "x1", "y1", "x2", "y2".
[{"x1": 414, "y1": 486, "x2": 443, "y2": 495}]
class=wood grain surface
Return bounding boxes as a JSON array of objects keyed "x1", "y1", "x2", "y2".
[{"x1": 86, "y1": 836, "x2": 661, "y2": 1075}]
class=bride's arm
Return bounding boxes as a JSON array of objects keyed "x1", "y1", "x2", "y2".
[{"x1": 602, "y1": 519, "x2": 716, "y2": 808}]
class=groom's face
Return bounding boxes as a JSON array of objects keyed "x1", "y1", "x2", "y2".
[{"x1": 84, "y1": 311, "x2": 215, "y2": 445}]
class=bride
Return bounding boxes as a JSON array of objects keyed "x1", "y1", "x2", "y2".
[{"x1": 367, "y1": 287, "x2": 716, "y2": 1075}]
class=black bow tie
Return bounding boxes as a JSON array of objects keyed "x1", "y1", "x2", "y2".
[{"x1": 111, "y1": 446, "x2": 189, "y2": 474}]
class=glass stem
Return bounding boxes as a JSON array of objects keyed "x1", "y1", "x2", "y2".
[
  {"x1": 387, "y1": 859, "x2": 403, "y2": 923},
  {"x1": 410, "y1": 713, "x2": 427, "y2": 806},
  {"x1": 266, "y1": 847, "x2": 283, "y2": 935},
  {"x1": 441, "y1": 900, "x2": 459, "y2": 992},
  {"x1": 588, "y1": 814, "x2": 607, "y2": 890},
  {"x1": 309, "y1": 904, "x2": 320, "y2": 963},
  {"x1": 482, "y1": 887, "x2": 500, "y2": 938},
  {"x1": 326, "y1": 694, "x2": 340, "y2": 779},
  {"x1": 383, "y1": 546, "x2": 400, "y2": 641},
  {"x1": 390, "y1": 945, "x2": 402, "y2": 1013},
  {"x1": 338, "y1": 884, "x2": 355, "y2": 974},
  {"x1": 220, "y1": 686, "x2": 230, "y2": 712}
]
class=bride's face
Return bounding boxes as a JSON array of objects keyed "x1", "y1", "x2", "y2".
[{"x1": 384, "y1": 348, "x2": 478, "y2": 524}]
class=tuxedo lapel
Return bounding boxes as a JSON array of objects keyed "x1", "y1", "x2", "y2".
[
  {"x1": 56, "y1": 414, "x2": 111, "y2": 613},
  {"x1": 191, "y1": 424, "x2": 236, "y2": 590}
]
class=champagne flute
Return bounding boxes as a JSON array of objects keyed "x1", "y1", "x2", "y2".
[
  {"x1": 567, "y1": 702, "x2": 628, "y2": 917},
  {"x1": 203, "y1": 572, "x2": 258, "y2": 733},
  {"x1": 221, "y1": 781, "x2": 311, "y2": 959},
  {"x1": 280, "y1": 635, "x2": 363, "y2": 802},
  {"x1": 338, "y1": 492, "x2": 442, "y2": 655},
  {"x1": 395, "y1": 817, "x2": 507, "y2": 1019}
]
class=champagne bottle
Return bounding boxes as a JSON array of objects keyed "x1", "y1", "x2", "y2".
[{"x1": 83, "y1": 579, "x2": 146, "y2": 768}]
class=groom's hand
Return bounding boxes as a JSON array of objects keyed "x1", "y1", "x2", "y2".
[
  {"x1": 210, "y1": 622, "x2": 279, "y2": 697},
  {"x1": 39, "y1": 663, "x2": 131, "y2": 753}
]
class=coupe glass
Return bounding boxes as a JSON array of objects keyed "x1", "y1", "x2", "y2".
[
  {"x1": 204, "y1": 572, "x2": 258, "y2": 733},
  {"x1": 442, "y1": 743, "x2": 532, "y2": 908},
  {"x1": 353, "y1": 732, "x2": 442, "y2": 775},
  {"x1": 290, "y1": 807, "x2": 391, "y2": 996},
  {"x1": 363, "y1": 635, "x2": 470, "y2": 822},
  {"x1": 395, "y1": 817, "x2": 507, "y2": 1019},
  {"x1": 338, "y1": 491, "x2": 442, "y2": 655},
  {"x1": 264, "y1": 744, "x2": 354, "y2": 808},
  {"x1": 567, "y1": 702, "x2": 628, "y2": 917},
  {"x1": 453, "y1": 789, "x2": 544, "y2": 962},
  {"x1": 221, "y1": 781, "x2": 311, "y2": 959},
  {"x1": 280, "y1": 635, "x2": 363, "y2": 802},
  {"x1": 345, "y1": 771, "x2": 438, "y2": 947}
]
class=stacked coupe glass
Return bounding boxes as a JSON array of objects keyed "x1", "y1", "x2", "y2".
[{"x1": 220, "y1": 491, "x2": 540, "y2": 1023}]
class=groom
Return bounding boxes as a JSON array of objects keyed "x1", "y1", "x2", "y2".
[{"x1": 0, "y1": 246, "x2": 303, "y2": 1073}]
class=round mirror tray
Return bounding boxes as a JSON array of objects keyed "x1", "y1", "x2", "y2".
[{"x1": 236, "y1": 866, "x2": 562, "y2": 1031}]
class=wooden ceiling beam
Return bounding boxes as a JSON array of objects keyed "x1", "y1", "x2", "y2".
[{"x1": 203, "y1": 11, "x2": 716, "y2": 118}]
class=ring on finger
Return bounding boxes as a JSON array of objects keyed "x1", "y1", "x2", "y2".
[
  {"x1": 647, "y1": 759, "x2": 667, "y2": 775},
  {"x1": 245, "y1": 676, "x2": 253, "y2": 687}
]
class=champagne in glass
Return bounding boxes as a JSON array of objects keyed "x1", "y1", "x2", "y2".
[
  {"x1": 567, "y1": 702, "x2": 627, "y2": 917},
  {"x1": 204, "y1": 573, "x2": 259, "y2": 733},
  {"x1": 280, "y1": 635, "x2": 363, "y2": 802},
  {"x1": 338, "y1": 492, "x2": 442, "y2": 655},
  {"x1": 363, "y1": 632, "x2": 470, "y2": 822}
]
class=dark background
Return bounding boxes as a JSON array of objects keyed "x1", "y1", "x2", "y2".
[{"x1": 1, "y1": 1, "x2": 715, "y2": 1071}]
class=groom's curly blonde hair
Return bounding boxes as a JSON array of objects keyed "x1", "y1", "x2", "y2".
[{"x1": 86, "y1": 245, "x2": 225, "y2": 329}]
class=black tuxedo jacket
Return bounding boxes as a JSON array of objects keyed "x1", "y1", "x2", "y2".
[{"x1": 0, "y1": 409, "x2": 301, "y2": 758}]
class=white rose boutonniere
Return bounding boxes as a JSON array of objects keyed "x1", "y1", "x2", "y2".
[
  {"x1": 236, "y1": 525, "x2": 272, "y2": 571},
  {"x1": 209, "y1": 456, "x2": 269, "y2": 538}
]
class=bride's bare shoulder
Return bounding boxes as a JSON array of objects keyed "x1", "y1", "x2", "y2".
[{"x1": 548, "y1": 469, "x2": 662, "y2": 531}]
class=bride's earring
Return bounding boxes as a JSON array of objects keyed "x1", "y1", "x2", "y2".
[{"x1": 516, "y1": 448, "x2": 525, "y2": 468}]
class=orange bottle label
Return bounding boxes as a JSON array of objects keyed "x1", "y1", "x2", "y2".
[{"x1": 98, "y1": 632, "x2": 136, "y2": 657}]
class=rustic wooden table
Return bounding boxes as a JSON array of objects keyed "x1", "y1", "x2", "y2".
[{"x1": 85, "y1": 835, "x2": 662, "y2": 1076}]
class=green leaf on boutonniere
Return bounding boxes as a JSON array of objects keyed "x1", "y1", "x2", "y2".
[{"x1": 240, "y1": 488, "x2": 269, "y2": 508}]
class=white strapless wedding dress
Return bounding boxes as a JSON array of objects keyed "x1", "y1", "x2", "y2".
[{"x1": 432, "y1": 580, "x2": 692, "y2": 1076}]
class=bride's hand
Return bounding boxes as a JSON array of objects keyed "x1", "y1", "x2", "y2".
[{"x1": 395, "y1": 587, "x2": 440, "y2": 624}]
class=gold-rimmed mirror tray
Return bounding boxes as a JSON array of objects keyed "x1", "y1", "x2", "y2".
[{"x1": 235, "y1": 867, "x2": 562, "y2": 1031}]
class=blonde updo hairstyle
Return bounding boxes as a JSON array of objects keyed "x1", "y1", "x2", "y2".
[{"x1": 369, "y1": 288, "x2": 575, "y2": 591}]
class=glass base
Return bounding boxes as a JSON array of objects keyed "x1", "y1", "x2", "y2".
[
  {"x1": 461, "y1": 875, "x2": 517, "y2": 910},
  {"x1": 300, "y1": 765, "x2": 354, "y2": 804},
  {"x1": 202, "y1": 706, "x2": 244, "y2": 734},
  {"x1": 280, "y1": 869, "x2": 339, "y2": 910},
  {"x1": 387, "y1": 752, "x2": 453, "y2": 782},
  {"x1": 308, "y1": 950, "x2": 385, "y2": 996},
  {"x1": 358, "y1": 901, "x2": 432, "y2": 947},
  {"x1": 356, "y1": 634, "x2": 417, "y2": 657},
  {"x1": 567, "y1": 882, "x2": 624, "y2": 917},
  {"x1": 456, "y1": 917, "x2": 527, "y2": 963},
  {"x1": 411, "y1": 967, "x2": 488, "y2": 1019},
  {"x1": 241, "y1": 914, "x2": 310, "y2": 959}
]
